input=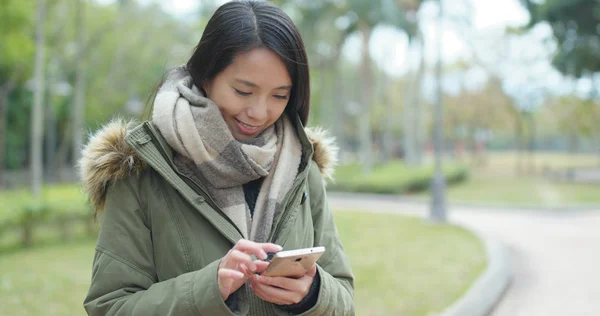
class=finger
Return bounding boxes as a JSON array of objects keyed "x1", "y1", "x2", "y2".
[
  {"x1": 218, "y1": 268, "x2": 245, "y2": 280},
  {"x1": 250, "y1": 282, "x2": 272, "y2": 304},
  {"x1": 254, "y1": 275, "x2": 295, "y2": 291},
  {"x1": 239, "y1": 263, "x2": 252, "y2": 276},
  {"x1": 256, "y1": 274, "x2": 312, "y2": 297},
  {"x1": 234, "y1": 239, "x2": 282, "y2": 260},
  {"x1": 251, "y1": 279, "x2": 302, "y2": 305},
  {"x1": 306, "y1": 263, "x2": 317, "y2": 277},
  {"x1": 250, "y1": 280, "x2": 291, "y2": 305},
  {"x1": 227, "y1": 250, "x2": 257, "y2": 272},
  {"x1": 254, "y1": 261, "x2": 270, "y2": 274}
]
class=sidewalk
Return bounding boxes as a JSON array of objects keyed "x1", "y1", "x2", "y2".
[{"x1": 327, "y1": 193, "x2": 600, "y2": 316}]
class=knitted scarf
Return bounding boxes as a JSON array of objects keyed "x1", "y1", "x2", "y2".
[{"x1": 151, "y1": 66, "x2": 301, "y2": 242}]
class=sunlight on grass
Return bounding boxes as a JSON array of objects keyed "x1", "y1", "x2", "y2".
[
  {"x1": 434, "y1": 152, "x2": 600, "y2": 207},
  {"x1": 0, "y1": 185, "x2": 87, "y2": 222},
  {"x1": 332, "y1": 160, "x2": 468, "y2": 194},
  {"x1": 0, "y1": 212, "x2": 486, "y2": 316},
  {"x1": 336, "y1": 212, "x2": 486, "y2": 316},
  {"x1": 0, "y1": 239, "x2": 95, "y2": 316},
  {"x1": 444, "y1": 174, "x2": 600, "y2": 207}
]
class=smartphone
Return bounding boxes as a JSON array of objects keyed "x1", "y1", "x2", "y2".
[{"x1": 262, "y1": 246, "x2": 326, "y2": 278}]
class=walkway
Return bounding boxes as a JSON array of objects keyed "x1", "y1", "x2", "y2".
[{"x1": 328, "y1": 193, "x2": 600, "y2": 316}]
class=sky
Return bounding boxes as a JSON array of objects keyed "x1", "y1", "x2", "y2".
[{"x1": 95, "y1": 0, "x2": 596, "y2": 105}]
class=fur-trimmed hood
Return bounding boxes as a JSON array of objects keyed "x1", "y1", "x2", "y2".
[{"x1": 79, "y1": 119, "x2": 338, "y2": 212}]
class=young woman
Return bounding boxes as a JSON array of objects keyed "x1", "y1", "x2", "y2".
[{"x1": 79, "y1": 1, "x2": 354, "y2": 315}]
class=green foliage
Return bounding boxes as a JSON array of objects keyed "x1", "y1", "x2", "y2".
[
  {"x1": 522, "y1": 0, "x2": 600, "y2": 77},
  {"x1": 0, "y1": 184, "x2": 87, "y2": 224},
  {"x1": 0, "y1": 212, "x2": 486, "y2": 316},
  {"x1": 0, "y1": 0, "x2": 35, "y2": 75},
  {"x1": 2, "y1": 0, "x2": 195, "y2": 170},
  {"x1": 330, "y1": 160, "x2": 469, "y2": 194}
]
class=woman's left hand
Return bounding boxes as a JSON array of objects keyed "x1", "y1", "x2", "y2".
[{"x1": 250, "y1": 264, "x2": 317, "y2": 305}]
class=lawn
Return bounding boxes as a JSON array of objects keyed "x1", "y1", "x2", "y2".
[
  {"x1": 330, "y1": 160, "x2": 468, "y2": 194},
  {"x1": 443, "y1": 174, "x2": 600, "y2": 208},
  {"x1": 0, "y1": 212, "x2": 486, "y2": 316},
  {"x1": 414, "y1": 152, "x2": 600, "y2": 208},
  {"x1": 0, "y1": 184, "x2": 88, "y2": 223}
]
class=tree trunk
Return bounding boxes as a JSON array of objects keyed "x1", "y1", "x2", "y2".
[
  {"x1": 596, "y1": 133, "x2": 600, "y2": 167},
  {"x1": 0, "y1": 79, "x2": 17, "y2": 188},
  {"x1": 30, "y1": 0, "x2": 47, "y2": 198},
  {"x1": 331, "y1": 35, "x2": 348, "y2": 156},
  {"x1": 514, "y1": 113, "x2": 524, "y2": 176},
  {"x1": 525, "y1": 112, "x2": 536, "y2": 175},
  {"x1": 381, "y1": 73, "x2": 393, "y2": 162},
  {"x1": 404, "y1": 33, "x2": 426, "y2": 166},
  {"x1": 71, "y1": 0, "x2": 86, "y2": 166},
  {"x1": 359, "y1": 24, "x2": 373, "y2": 174},
  {"x1": 45, "y1": 70, "x2": 57, "y2": 183},
  {"x1": 412, "y1": 33, "x2": 425, "y2": 165},
  {"x1": 403, "y1": 65, "x2": 416, "y2": 164}
]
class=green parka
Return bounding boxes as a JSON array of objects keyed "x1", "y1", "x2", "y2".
[{"x1": 79, "y1": 118, "x2": 354, "y2": 315}]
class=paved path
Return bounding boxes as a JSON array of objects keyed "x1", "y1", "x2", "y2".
[{"x1": 328, "y1": 193, "x2": 600, "y2": 316}]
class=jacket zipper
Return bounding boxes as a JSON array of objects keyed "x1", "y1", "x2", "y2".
[
  {"x1": 267, "y1": 176, "x2": 305, "y2": 243},
  {"x1": 143, "y1": 122, "x2": 311, "y2": 243},
  {"x1": 144, "y1": 124, "x2": 245, "y2": 238}
]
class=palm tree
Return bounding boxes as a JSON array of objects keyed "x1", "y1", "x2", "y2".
[
  {"x1": 341, "y1": 0, "x2": 423, "y2": 173},
  {"x1": 31, "y1": 0, "x2": 47, "y2": 197}
]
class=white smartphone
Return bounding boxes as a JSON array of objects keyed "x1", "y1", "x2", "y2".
[{"x1": 262, "y1": 246, "x2": 326, "y2": 278}]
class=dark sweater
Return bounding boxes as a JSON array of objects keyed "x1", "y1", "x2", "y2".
[{"x1": 227, "y1": 178, "x2": 320, "y2": 314}]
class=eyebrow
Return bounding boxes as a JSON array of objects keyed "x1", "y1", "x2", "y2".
[{"x1": 235, "y1": 79, "x2": 292, "y2": 91}]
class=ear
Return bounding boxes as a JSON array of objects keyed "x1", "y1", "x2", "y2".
[{"x1": 201, "y1": 80, "x2": 212, "y2": 97}]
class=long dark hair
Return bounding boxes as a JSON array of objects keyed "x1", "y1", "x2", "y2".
[{"x1": 172, "y1": 1, "x2": 310, "y2": 126}]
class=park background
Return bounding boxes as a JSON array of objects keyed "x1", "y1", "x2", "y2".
[{"x1": 1, "y1": 0, "x2": 599, "y2": 315}]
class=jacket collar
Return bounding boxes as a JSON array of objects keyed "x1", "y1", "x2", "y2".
[{"x1": 78, "y1": 116, "x2": 338, "y2": 215}]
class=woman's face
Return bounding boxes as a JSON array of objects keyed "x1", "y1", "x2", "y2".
[{"x1": 203, "y1": 47, "x2": 292, "y2": 141}]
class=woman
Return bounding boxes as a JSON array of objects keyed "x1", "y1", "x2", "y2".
[{"x1": 79, "y1": 1, "x2": 354, "y2": 315}]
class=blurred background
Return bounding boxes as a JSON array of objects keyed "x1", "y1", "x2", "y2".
[{"x1": 1, "y1": 0, "x2": 599, "y2": 315}]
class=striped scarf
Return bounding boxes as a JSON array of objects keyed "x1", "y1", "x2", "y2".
[{"x1": 151, "y1": 66, "x2": 301, "y2": 242}]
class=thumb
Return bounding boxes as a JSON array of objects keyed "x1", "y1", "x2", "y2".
[{"x1": 307, "y1": 264, "x2": 317, "y2": 277}]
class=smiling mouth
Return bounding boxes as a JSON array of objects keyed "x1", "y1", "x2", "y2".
[{"x1": 235, "y1": 118, "x2": 261, "y2": 135}]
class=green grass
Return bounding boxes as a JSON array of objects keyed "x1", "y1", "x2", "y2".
[
  {"x1": 331, "y1": 160, "x2": 468, "y2": 194},
  {"x1": 0, "y1": 239, "x2": 96, "y2": 316},
  {"x1": 0, "y1": 185, "x2": 88, "y2": 223},
  {"x1": 0, "y1": 212, "x2": 486, "y2": 316},
  {"x1": 335, "y1": 212, "x2": 486, "y2": 316},
  {"x1": 442, "y1": 174, "x2": 600, "y2": 207},
  {"x1": 483, "y1": 151, "x2": 599, "y2": 175},
  {"x1": 409, "y1": 152, "x2": 600, "y2": 208}
]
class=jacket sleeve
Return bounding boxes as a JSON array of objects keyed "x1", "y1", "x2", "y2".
[
  {"x1": 284, "y1": 161, "x2": 355, "y2": 316},
  {"x1": 83, "y1": 176, "x2": 241, "y2": 316}
]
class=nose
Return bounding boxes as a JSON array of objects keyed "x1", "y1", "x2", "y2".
[{"x1": 247, "y1": 97, "x2": 268, "y2": 122}]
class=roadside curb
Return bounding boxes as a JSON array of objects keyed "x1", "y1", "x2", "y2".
[
  {"x1": 440, "y1": 227, "x2": 511, "y2": 316},
  {"x1": 328, "y1": 191, "x2": 600, "y2": 213}
]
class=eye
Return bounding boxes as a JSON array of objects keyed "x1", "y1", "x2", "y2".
[
  {"x1": 274, "y1": 95, "x2": 288, "y2": 100},
  {"x1": 234, "y1": 88, "x2": 251, "y2": 96}
]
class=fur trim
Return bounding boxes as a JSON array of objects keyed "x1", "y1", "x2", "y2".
[
  {"x1": 78, "y1": 118, "x2": 145, "y2": 213},
  {"x1": 79, "y1": 120, "x2": 338, "y2": 213},
  {"x1": 305, "y1": 127, "x2": 339, "y2": 182}
]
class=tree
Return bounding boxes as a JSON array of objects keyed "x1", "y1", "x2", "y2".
[
  {"x1": 31, "y1": 0, "x2": 47, "y2": 197},
  {"x1": 521, "y1": 0, "x2": 600, "y2": 78},
  {"x1": 340, "y1": 0, "x2": 423, "y2": 173},
  {"x1": 0, "y1": 0, "x2": 34, "y2": 186},
  {"x1": 521, "y1": 0, "x2": 600, "y2": 164},
  {"x1": 71, "y1": 0, "x2": 86, "y2": 165}
]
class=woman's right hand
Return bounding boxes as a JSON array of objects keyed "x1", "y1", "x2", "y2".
[{"x1": 218, "y1": 239, "x2": 282, "y2": 301}]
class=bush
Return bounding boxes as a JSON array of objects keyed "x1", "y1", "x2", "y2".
[
  {"x1": 0, "y1": 185, "x2": 93, "y2": 249},
  {"x1": 329, "y1": 161, "x2": 469, "y2": 194}
]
